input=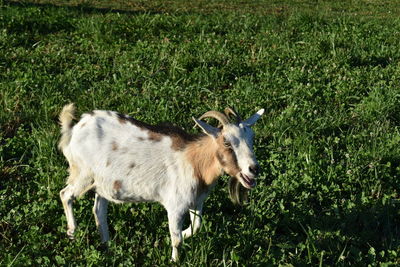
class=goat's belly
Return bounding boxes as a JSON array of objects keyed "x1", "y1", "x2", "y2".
[
  {"x1": 96, "y1": 188, "x2": 159, "y2": 204},
  {"x1": 107, "y1": 192, "x2": 154, "y2": 204},
  {"x1": 94, "y1": 176, "x2": 164, "y2": 204}
]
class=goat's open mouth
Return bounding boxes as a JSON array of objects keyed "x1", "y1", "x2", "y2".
[{"x1": 240, "y1": 173, "x2": 256, "y2": 189}]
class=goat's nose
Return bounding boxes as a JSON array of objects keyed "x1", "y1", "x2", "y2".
[{"x1": 249, "y1": 164, "x2": 260, "y2": 176}]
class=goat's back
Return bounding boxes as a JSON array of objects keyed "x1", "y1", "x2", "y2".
[{"x1": 64, "y1": 110, "x2": 198, "y2": 205}]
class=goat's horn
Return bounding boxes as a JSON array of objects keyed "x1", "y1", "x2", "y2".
[
  {"x1": 224, "y1": 107, "x2": 242, "y2": 123},
  {"x1": 199, "y1": 111, "x2": 229, "y2": 126}
]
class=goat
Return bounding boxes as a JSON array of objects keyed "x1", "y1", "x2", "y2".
[{"x1": 58, "y1": 104, "x2": 264, "y2": 262}]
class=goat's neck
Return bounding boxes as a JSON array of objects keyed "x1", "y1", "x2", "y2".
[{"x1": 184, "y1": 136, "x2": 222, "y2": 187}]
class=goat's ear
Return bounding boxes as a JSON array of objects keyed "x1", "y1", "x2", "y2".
[
  {"x1": 193, "y1": 117, "x2": 220, "y2": 138},
  {"x1": 242, "y1": 108, "x2": 264, "y2": 127}
]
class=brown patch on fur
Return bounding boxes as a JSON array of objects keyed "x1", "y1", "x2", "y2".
[
  {"x1": 138, "y1": 137, "x2": 145, "y2": 141},
  {"x1": 113, "y1": 180, "x2": 122, "y2": 191},
  {"x1": 148, "y1": 131, "x2": 163, "y2": 142},
  {"x1": 171, "y1": 135, "x2": 188, "y2": 151},
  {"x1": 215, "y1": 135, "x2": 241, "y2": 176},
  {"x1": 126, "y1": 162, "x2": 136, "y2": 176},
  {"x1": 80, "y1": 122, "x2": 86, "y2": 128},
  {"x1": 106, "y1": 159, "x2": 111, "y2": 167},
  {"x1": 117, "y1": 113, "x2": 127, "y2": 124},
  {"x1": 185, "y1": 136, "x2": 223, "y2": 194},
  {"x1": 111, "y1": 141, "x2": 118, "y2": 151},
  {"x1": 115, "y1": 113, "x2": 200, "y2": 150}
]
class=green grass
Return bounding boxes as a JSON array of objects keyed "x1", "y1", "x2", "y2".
[{"x1": 1, "y1": 0, "x2": 400, "y2": 265}]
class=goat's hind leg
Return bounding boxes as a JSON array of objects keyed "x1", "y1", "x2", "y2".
[
  {"x1": 60, "y1": 168, "x2": 93, "y2": 239},
  {"x1": 93, "y1": 193, "x2": 109, "y2": 242},
  {"x1": 60, "y1": 184, "x2": 77, "y2": 239}
]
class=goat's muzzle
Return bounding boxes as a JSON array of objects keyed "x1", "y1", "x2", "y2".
[{"x1": 238, "y1": 172, "x2": 256, "y2": 189}]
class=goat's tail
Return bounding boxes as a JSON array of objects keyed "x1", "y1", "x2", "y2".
[{"x1": 58, "y1": 103, "x2": 76, "y2": 151}]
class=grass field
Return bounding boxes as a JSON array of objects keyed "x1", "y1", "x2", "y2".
[{"x1": 1, "y1": 0, "x2": 400, "y2": 265}]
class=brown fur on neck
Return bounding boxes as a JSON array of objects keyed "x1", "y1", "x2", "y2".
[{"x1": 185, "y1": 136, "x2": 222, "y2": 191}]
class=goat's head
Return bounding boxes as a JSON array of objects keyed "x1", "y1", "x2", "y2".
[{"x1": 193, "y1": 107, "x2": 264, "y2": 204}]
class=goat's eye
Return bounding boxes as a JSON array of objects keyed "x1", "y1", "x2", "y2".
[{"x1": 223, "y1": 138, "x2": 231, "y2": 148}]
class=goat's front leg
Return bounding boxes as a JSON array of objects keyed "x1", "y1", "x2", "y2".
[
  {"x1": 167, "y1": 210, "x2": 184, "y2": 262},
  {"x1": 182, "y1": 202, "x2": 203, "y2": 239},
  {"x1": 93, "y1": 193, "x2": 109, "y2": 242}
]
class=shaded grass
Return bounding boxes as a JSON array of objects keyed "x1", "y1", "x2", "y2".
[
  {"x1": 6, "y1": 0, "x2": 400, "y2": 18},
  {"x1": 1, "y1": 0, "x2": 400, "y2": 265}
]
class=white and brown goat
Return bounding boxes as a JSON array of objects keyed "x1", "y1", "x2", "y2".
[{"x1": 58, "y1": 104, "x2": 264, "y2": 262}]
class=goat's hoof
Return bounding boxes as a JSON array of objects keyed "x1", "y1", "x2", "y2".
[
  {"x1": 170, "y1": 255, "x2": 179, "y2": 263},
  {"x1": 67, "y1": 229, "x2": 75, "y2": 239},
  {"x1": 98, "y1": 242, "x2": 109, "y2": 252}
]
